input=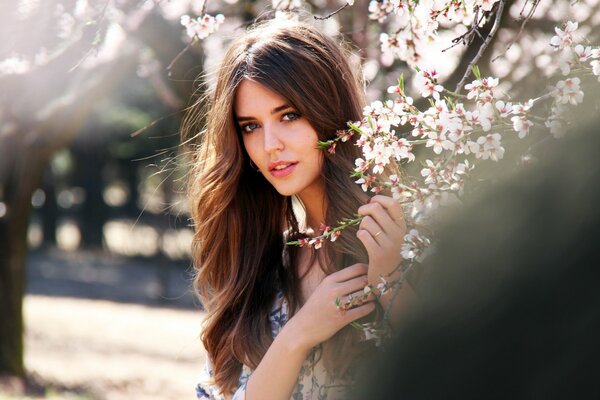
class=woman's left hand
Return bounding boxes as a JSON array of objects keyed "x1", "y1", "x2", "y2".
[{"x1": 356, "y1": 195, "x2": 407, "y2": 287}]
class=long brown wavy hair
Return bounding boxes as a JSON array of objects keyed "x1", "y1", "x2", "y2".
[{"x1": 183, "y1": 18, "x2": 387, "y2": 395}]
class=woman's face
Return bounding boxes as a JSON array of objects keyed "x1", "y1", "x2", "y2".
[{"x1": 235, "y1": 79, "x2": 324, "y2": 199}]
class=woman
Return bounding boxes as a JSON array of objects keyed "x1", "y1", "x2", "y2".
[{"x1": 184, "y1": 17, "x2": 410, "y2": 400}]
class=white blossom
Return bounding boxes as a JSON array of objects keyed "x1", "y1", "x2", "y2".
[
  {"x1": 415, "y1": 69, "x2": 443, "y2": 100},
  {"x1": 420, "y1": 159, "x2": 439, "y2": 185},
  {"x1": 550, "y1": 21, "x2": 578, "y2": 51},
  {"x1": 401, "y1": 229, "x2": 431, "y2": 262},
  {"x1": 545, "y1": 103, "x2": 569, "y2": 139},
  {"x1": 495, "y1": 100, "x2": 513, "y2": 118},
  {"x1": 475, "y1": 0, "x2": 500, "y2": 12},
  {"x1": 355, "y1": 158, "x2": 369, "y2": 173},
  {"x1": 426, "y1": 131, "x2": 453, "y2": 155},
  {"x1": 511, "y1": 116, "x2": 534, "y2": 139},
  {"x1": 574, "y1": 45, "x2": 593, "y2": 62},
  {"x1": 181, "y1": 13, "x2": 224, "y2": 39},
  {"x1": 555, "y1": 77, "x2": 584, "y2": 106},
  {"x1": 468, "y1": 133, "x2": 505, "y2": 161},
  {"x1": 557, "y1": 49, "x2": 574, "y2": 76}
]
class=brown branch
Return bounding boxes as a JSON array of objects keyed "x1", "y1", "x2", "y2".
[
  {"x1": 314, "y1": 3, "x2": 350, "y2": 20},
  {"x1": 455, "y1": 0, "x2": 507, "y2": 93},
  {"x1": 199, "y1": 0, "x2": 208, "y2": 16},
  {"x1": 492, "y1": 0, "x2": 540, "y2": 62},
  {"x1": 442, "y1": 8, "x2": 486, "y2": 52}
]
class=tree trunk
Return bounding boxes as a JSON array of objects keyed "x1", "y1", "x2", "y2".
[
  {"x1": 0, "y1": 51, "x2": 138, "y2": 374},
  {"x1": 0, "y1": 134, "x2": 48, "y2": 376},
  {"x1": 0, "y1": 2, "x2": 201, "y2": 375},
  {"x1": 0, "y1": 198, "x2": 27, "y2": 377},
  {"x1": 77, "y1": 144, "x2": 106, "y2": 249}
]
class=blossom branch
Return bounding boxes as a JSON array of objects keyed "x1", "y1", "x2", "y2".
[
  {"x1": 455, "y1": 0, "x2": 507, "y2": 93},
  {"x1": 382, "y1": 261, "x2": 416, "y2": 323},
  {"x1": 442, "y1": 7, "x2": 486, "y2": 52},
  {"x1": 172, "y1": 11, "x2": 224, "y2": 74}
]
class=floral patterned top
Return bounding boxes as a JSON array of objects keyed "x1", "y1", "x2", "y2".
[{"x1": 195, "y1": 290, "x2": 354, "y2": 400}]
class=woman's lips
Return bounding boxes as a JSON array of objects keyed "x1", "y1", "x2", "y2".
[{"x1": 269, "y1": 163, "x2": 298, "y2": 178}]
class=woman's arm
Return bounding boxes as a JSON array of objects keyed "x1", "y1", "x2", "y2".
[
  {"x1": 244, "y1": 263, "x2": 376, "y2": 400},
  {"x1": 356, "y1": 195, "x2": 414, "y2": 328}
]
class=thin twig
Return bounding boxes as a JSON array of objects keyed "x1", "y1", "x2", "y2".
[
  {"x1": 314, "y1": 3, "x2": 350, "y2": 20},
  {"x1": 530, "y1": 90, "x2": 557, "y2": 106},
  {"x1": 199, "y1": 0, "x2": 208, "y2": 15},
  {"x1": 167, "y1": 0, "x2": 209, "y2": 75},
  {"x1": 383, "y1": 262, "x2": 416, "y2": 323},
  {"x1": 69, "y1": 0, "x2": 111, "y2": 72},
  {"x1": 455, "y1": 0, "x2": 506, "y2": 93},
  {"x1": 166, "y1": 37, "x2": 197, "y2": 76},
  {"x1": 442, "y1": 9, "x2": 486, "y2": 52},
  {"x1": 492, "y1": 0, "x2": 540, "y2": 62}
]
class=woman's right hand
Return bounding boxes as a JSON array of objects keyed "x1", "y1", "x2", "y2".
[{"x1": 283, "y1": 263, "x2": 376, "y2": 352}]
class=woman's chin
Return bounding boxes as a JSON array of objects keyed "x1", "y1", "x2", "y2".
[{"x1": 273, "y1": 187, "x2": 299, "y2": 197}]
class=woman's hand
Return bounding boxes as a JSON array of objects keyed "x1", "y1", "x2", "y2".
[
  {"x1": 284, "y1": 263, "x2": 376, "y2": 352},
  {"x1": 246, "y1": 264, "x2": 373, "y2": 400},
  {"x1": 356, "y1": 195, "x2": 407, "y2": 286}
]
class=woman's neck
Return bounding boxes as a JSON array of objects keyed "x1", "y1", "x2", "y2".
[{"x1": 298, "y1": 183, "x2": 326, "y2": 233}]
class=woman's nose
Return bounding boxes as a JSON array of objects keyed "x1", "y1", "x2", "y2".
[{"x1": 263, "y1": 123, "x2": 284, "y2": 153}]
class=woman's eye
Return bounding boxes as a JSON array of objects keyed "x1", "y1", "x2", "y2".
[
  {"x1": 282, "y1": 112, "x2": 300, "y2": 121},
  {"x1": 241, "y1": 123, "x2": 259, "y2": 133}
]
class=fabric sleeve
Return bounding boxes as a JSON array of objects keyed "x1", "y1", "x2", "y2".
[{"x1": 196, "y1": 356, "x2": 250, "y2": 400}]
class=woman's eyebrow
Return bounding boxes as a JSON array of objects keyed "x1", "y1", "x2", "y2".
[{"x1": 236, "y1": 104, "x2": 292, "y2": 122}]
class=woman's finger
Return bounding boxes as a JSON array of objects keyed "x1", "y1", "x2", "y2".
[
  {"x1": 370, "y1": 195, "x2": 406, "y2": 229},
  {"x1": 358, "y1": 202, "x2": 403, "y2": 240},
  {"x1": 359, "y1": 215, "x2": 387, "y2": 247},
  {"x1": 344, "y1": 302, "x2": 376, "y2": 322},
  {"x1": 329, "y1": 263, "x2": 368, "y2": 283},
  {"x1": 356, "y1": 228, "x2": 379, "y2": 259},
  {"x1": 336, "y1": 275, "x2": 369, "y2": 297}
]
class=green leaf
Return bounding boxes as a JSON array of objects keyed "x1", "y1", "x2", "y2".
[
  {"x1": 367, "y1": 115, "x2": 375, "y2": 132},
  {"x1": 472, "y1": 65, "x2": 481, "y2": 80},
  {"x1": 398, "y1": 74, "x2": 405, "y2": 93}
]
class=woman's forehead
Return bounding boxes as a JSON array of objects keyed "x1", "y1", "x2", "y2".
[{"x1": 234, "y1": 80, "x2": 291, "y2": 116}]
